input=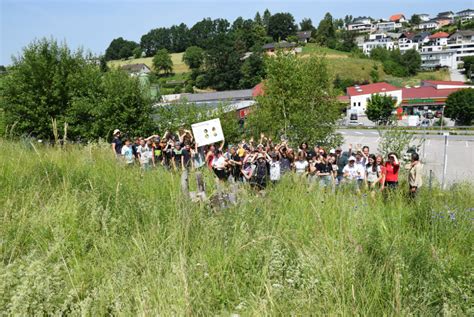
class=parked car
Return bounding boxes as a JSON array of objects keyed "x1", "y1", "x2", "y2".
[{"x1": 350, "y1": 113, "x2": 358, "y2": 121}]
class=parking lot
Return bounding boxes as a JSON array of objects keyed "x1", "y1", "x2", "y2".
[{"x1": 339, "y1": 129, "x2": 474, "y2": 186}]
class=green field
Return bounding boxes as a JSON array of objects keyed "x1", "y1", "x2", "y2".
[
  {"x1": 108, "y1": 52, "x2": 189, "y2": 74},
  {"x1": 1, "y1": 140, "x2": 473, "y2": 315}
]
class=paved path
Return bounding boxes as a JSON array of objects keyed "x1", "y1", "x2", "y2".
[
  {"x1": 449, "y1": 68, "x2": 466, "y2": 82},
  {"x1": 337, "y1": 129, "x2": 474, "y2": 186}
]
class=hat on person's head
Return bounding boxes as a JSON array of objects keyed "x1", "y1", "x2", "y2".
[
  {"x1": 348, "y1": 156, "x2": 356, "y2": 161},
  {"x1": 257, "y1": 143, "x2": 264, "y2": 148},
  {"x1": 330, "y1": 149, "x2": 336, "y2": 154},
  {"x1": 257, "y1": 153, "x2": 265, "y2": 159},
  {"x1": 113, "y1": 129, "x2": 120, "y2": 135}
]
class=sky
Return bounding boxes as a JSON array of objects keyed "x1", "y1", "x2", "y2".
[{"x1": 1, "y1": 0, "x2": 472, "y2": 65}]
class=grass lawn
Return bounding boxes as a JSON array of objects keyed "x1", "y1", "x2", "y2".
[
  {"x1": 384, "y1": 69, "x2": 451, "y2": 87},
  {"x1": 1, "y1": 140, "x2": 473, "y2": 315},
  {"x1": 108, "y1": 52, "x2": 189, "y2": 74}
]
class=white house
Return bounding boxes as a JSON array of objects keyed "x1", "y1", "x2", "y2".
[
  {"x1": 428, "y1": 32, "x2": 450, "y2": 46},
  {"x1": 449, "y1": 30, "x2": 474, "y2": 43},
  {"x1": 398, "y1": 32, "x2": 419, "y2": 52},
  {"x1": 346, "y1": 82, "x2": 402, "y2": 115},
  {"x1": 437, "y1": 11, "x2": 454, "y2": 20},
  {"x1": 120, "y1": 63, "x2": 151, "y2": 76},
  {"x1": 420, "y1": 47, "x2": 457, "y2": 69},
  {"x1": 417, "y1": 14, "x2": 431, "y2": 22},
  {"x1": 376, "y1": 21, "x2": 397, "y2": 32},
  {"x1": 347, "y1": 22, "x2": 373, "y2": 32},
  {"x1": 456, "y1": 9, "x2": 474, "y2": 21},
  {"x1": 417, "y1": 20, "x2": 439, "y2": 30},
  {"x1": 359, "y1": 38, "x2": 395, "y2": 55}
]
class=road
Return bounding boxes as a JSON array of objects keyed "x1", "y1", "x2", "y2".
[{"x1": 337, "y1": 129, "x2": 474, "y2": 185}]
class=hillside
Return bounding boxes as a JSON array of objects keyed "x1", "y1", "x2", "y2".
[
  {"x1": 301, "y1": 44, "x2": 450, "y2": 87},
  {"x1": 107, "y1": 52, "x2": 189, "y2": 74}
]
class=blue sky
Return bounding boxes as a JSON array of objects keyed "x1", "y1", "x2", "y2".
[{"x1": 1, "y1": 0, "x2": 472, "y2": 65}]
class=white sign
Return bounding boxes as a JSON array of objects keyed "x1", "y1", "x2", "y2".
[
  {"x1": 407, "y1": 115, "x2": 419, "y2": 127},
  {"x1": 191, "y1": 118, "x2": 224, "y2": 147}
]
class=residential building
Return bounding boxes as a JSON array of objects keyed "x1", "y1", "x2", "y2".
[
  {"x1": 347, "y1": 22, "x2": 373, "y2": 33},
  {"x1": 437, "y1": 11, "x2": 454, "y2": 20},
  {"x1": 428, "y1": 32, "x2": 450, "y2": 46},
  {"x1": 359, "y1": 37, "x2": 395, "y2": 55},
  {"x1": 376, "y1": 21, "x2": 398, "y2": 32},
  {"x1": 417, "y1": 19, "x2": 439, "y2": 30},
  {"x1": 417, "y1": 14, "x2": 431, "y2": 22},
  {"x1": 262, "y1": 42, "x2": 298, "y2": 56},
  {"x1": 456, "y1": 9, "x2": 474, "y2": 21},
  {"x1": 346, "y1": 82, "x2": 402, "y2": 115},
  {"x1": 398, "y1": 32, "x2": 419, "y2": 52},
  {"x1": 412, "y1": 32, "x2": 431, "y2": 44},
  {"x1": 401, "y1": 81, "x2": 473, "y2": 115},
  {"x1": 353, "y1": 16, "x2": 372, "y2": 24},
  {"x1": 390, "y1": 14, "x2": 406, "y2": 23},
  {"x1": 296, "y1": 31, "x2": 312, "y2": 43},
  {"x1": 449, "y1": 30, "x2": 474, "y2": 44},
  {"x1": 120, "y1": 63, "x2": 151, "y2": 76},
  {"x1": 436, "y1": 18, "x2": 453, "y2": 28},
  {"x1": 420, "y1": 46, "x2": 457, "y2": 69}
]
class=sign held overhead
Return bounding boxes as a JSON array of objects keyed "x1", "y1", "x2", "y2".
[{"x1": 191, "y1": 118, "x2": 224, "y2": 147}]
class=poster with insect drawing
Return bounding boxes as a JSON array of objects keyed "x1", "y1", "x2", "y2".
[{"x1": 191, "y1": 118, "x2": 224, "y2": 147}]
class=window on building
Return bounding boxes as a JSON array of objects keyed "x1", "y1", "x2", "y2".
[{"x1": 358, "y1": 102, "x2": 361, "y2": 107}]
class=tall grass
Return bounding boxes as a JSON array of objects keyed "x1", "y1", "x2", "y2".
[{"x1": 1, "y1": 140, "x2": 473, "y2": 315}]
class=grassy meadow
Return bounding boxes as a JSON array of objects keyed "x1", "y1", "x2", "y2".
[
  {"x1": 1, "y1": 140, "x2": 473, "y2": 315},
  {"x1": 108, "y1": 52, "x2": 189, "y2": 74}
]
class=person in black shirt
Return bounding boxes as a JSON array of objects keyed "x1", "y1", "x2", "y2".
[
  {"x1": 227, "y1": 146, "x2": 242, "y2": 182},
  {"x1": 111, "y1": 129, "x2": 122, "y2": 157},
  {"x1": 182, "y1": 143, "x2": 192, "y2": 169},
  {"x1": 316, "y1": 154, "x2": 335, "y2": 188}
]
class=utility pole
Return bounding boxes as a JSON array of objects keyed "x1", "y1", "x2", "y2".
[{"x1": 441, "y1": 132, "x2": 449, "y2": 190}]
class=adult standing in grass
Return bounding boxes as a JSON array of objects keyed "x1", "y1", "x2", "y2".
[
  {"x1": 316, "y1": 153, "x2": 335, "y2": 189},
  {"x1": 111, "y1": 129, "x2": 122, "y2": 158},
  {"x1": 384, "y1": 152, "x2": 400, "y2": 189},
  {"x1": 376, "y1": 154, "x2": 386, "y2": 190},
  {"x1": 406, "y1": 152, "x2": 423, "y2": 198},
  {"x1": 365, "y1": 154, "x2": 382, "y2": 194}
]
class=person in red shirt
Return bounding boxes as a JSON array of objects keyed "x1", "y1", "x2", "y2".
[
  {"x1": 384, "y1": 152, "x2": 400, "y2": 189},
  {"x1": 376, "y1": 154, "x2": 386, "y2": 190}
]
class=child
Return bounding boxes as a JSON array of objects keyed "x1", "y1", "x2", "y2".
[{"x1": 121, "y1": 139, "x2": 134, "y2": 166}]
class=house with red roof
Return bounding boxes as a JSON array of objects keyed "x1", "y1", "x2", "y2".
[
  {"x1": 428, "y1": 32, "x2": 450, "y2": 45},
  {"x1": 344, "y1": 80, "x2": 473, "y2": 117},
  {"x1": 389, "y1": 14, "x2": 406, "y2": 23},
  {"x1": 346, "y1": 82, "x2": 402, "y2": 115}
]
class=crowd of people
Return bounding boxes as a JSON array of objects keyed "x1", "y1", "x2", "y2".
[{"x1": 111, "y1": 128, "x2": 424, "y2": 197}]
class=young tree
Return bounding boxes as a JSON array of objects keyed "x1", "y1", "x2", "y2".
[
  {"x1": 299, "y1": 18, "x2": 314, "y2": 31},
  {"x1": 153, "y1": 49, "x2": 173, "y2": 74},
  {"x1": 410, "y1": 14, "x2": 421, "y2": 25},
  {"x1": 268, "y1": 13, "x2": 297, "y2": 41},
  {"x1": 366, "y1": 94, "x2": 396, "y2": 125},
  {"x1": 133, "y1": 47, "x2": 143, "y2": 58},
  {"x1": 182, "y1": 46, "x2": 204, "y2": 69},
  {"x1": 444, "y1": 89, "x2": 474, "y2": 125},
  {"x1": 370, "y1": 64, "x2": 380, "y2": 82},
  {"x1": 204, "y1": 34, "x2": 244, "y2": 90},
  {"x1": 262, "y1": 9, "x2": 272, "y2": 31},
  {"x1": 247, "y1": 53, "x2": 342, "y2": 146},
  {"x1": 315, "y1": 13, "x2": 336, "y2": 47},
  {"x1": 254, "y1": 12, "x2": 263, "y2": 25},
  {"x1": 401, "y1": 49, "x2": 421, "y2": 75},
  {"x1": 239, "y1": 49, "x2": 266, "y2": 88}
]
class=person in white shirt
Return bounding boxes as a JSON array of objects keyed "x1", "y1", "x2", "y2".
[
  {"x1": 293, "y1": 151, "x2": 308, "y2": 175},
  {"x1": 343, "y1": 156, "x2": 365, "y2": 190},
  {"x1": 365, "y1": 154, "x2": 382, "y2": 192},
  {"x1": 268, "y1": 152, "x2": 281, "y2": 183},
  {"x1": 121, "y1": 139, "x2": 134, "y2": 166}
]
